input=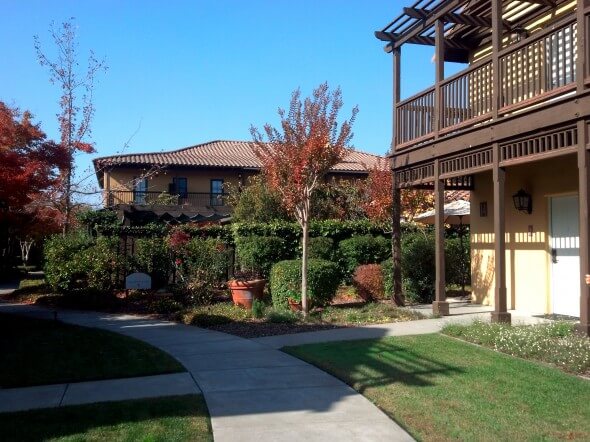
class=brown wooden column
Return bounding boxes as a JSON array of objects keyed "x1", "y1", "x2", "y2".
[
  {"x1": 391, "y1": 173, "x2": 403, "y2": 305},
  {"x1": 491, "y1": 0, "x2": 503, "y2": 119},
  {"x1": 391, "y1": 47, "x2": 404, "y2": 305},
  {"x1": 434, "y1": 19, "x2": 445, "y2": 138},
  {"x1": 104, "y1": 169, "x2": 111, "y2": 207},
  {"x1": 578, "y1": 120, "x2": 590, "y2": 336},
  {"x1": 491, "y1": 143, "x2": 511, "y2": 323},
  {"x1": 433, "y1": 159, "x2": 449, "y2": 315},
  {"x1": 392, "y1": 47, "x2": 401, "y2": 149},
  {"x1": 577, "y1": 0, "x2": 590, "y2": 91}
]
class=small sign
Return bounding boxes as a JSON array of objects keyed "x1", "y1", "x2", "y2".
[{"x1": 125, "y1": 272, "x2": 152, "y2": 290}]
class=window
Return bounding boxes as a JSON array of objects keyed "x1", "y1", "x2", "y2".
[
  {"x1": 210, "y1": 179, "x2": 224, "y2": 206},
  {"x1": 173, "y1": 177, "x2": 188, "y2": 198},
  {"x1": 133, "y1": 177, "x2": 148, "y2": 204}
]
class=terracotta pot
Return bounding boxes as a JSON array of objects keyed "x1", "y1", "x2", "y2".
[
  {"x1": 288, "y1": 298, "x2": 302, "y2": 312},
  {"x1": 228, "y1": 279, "x2": 266, "y2": 309}
]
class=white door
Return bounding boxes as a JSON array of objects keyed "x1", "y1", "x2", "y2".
[{"x1": 550, "y1": 195, "x2": 580, "y2": 317}]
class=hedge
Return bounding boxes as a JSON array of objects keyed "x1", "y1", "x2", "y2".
[
  {"x1": 270, "y1": 259, "x2": 340, "y2": 309},
  {"x1": 235, "y1": 235, "x2": 294, "y2": 278},
  {"x1": 338, "y1": 235, "x2": 391, "y2": 279},
  {"x1": 306, "y1": 236, "x2": 335, "y2": 261}
]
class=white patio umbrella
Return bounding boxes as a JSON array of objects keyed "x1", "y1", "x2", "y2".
[
  {"x1": 413, "y1": 199, "x2": 470, "y2": 225},
  {"x1": 414, "y1": 199, "x2": 470, "y2": 297}
]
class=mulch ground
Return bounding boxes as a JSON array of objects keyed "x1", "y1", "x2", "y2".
[{"x1": 205, "y1": 321, "x2": 344, "y2": 338}]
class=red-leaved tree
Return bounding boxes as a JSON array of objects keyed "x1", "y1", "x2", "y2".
[
  {"x1": 251, "y1": 83, "x2": 358, "y2": 316},
  {"x1": 0, "y1": 102, "x2": 66, "y2": 213}
]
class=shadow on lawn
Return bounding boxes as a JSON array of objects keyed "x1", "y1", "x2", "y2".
[
  {"x1": 0, "y1": 395, "x2": 209, "y2": 442},
  {"x1": 285, "y1": 337, "x2": 465, "y2": 392}
]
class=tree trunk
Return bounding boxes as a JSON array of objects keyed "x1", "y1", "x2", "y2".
[{"x1": 301, "y1": 219, "x2": 309, "y2": 318}]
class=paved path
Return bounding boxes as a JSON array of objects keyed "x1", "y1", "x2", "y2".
[
  {"x1": 0, "y1": 302, "x2": 413, "y2": 442},
  {"x1": 0, "y1": 373, "x2": 200, "y2": 413},
  {"x1": 254, "y1": 301, "x2": 550, "y2": 349}
]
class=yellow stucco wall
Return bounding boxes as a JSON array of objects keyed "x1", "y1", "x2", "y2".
[
  {"x1": 104, "y1": 167, "x2": 254, "y2": 205},
  {"x1": 470, "y1": 154, "x2": 578, "y2": 313}
]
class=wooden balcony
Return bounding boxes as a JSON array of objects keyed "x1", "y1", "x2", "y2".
[
  {"x1": 105, "y1": 190, "x2": 230, "y2": 210},
  {"x1": 395, "y1": 17, "x2": 578, "y2": 149}
]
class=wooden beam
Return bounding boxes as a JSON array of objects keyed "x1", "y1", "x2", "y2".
[
  {"x1": 491, "y1": 143, "x2": 511, "y2": 323},
  {"x1": 403, "y1": 8, "x2": 512, "y2": 31},
  {"x1": 392, "y1": 0, "x2": 466, "y2": 50},
  {"x1": 377, "y1": 31, "x2": 478, "y2": 50},
  {"x1": 577, "y1": 0, "x2": 588, "y2": 92}
]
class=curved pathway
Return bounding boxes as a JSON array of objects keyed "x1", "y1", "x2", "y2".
[{"x1": 0, "y1": 302, "x2": 413, "y2": 442}]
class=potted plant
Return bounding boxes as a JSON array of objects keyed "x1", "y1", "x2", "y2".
[{"x1": 228, "y1": 270, "x2": 266, "y2": 310}]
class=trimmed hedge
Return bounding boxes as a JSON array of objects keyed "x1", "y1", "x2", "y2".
[
  {"x1": 338, "y1": 235, "x2": 391, "y2": 279},
  {"x1": 235, "y1": 235, "x2": 294, "y2": 278},
  {"x1": 44, "y1": 234, "x2": 123, "y2": 295},
  {"x1": 133, "y1": 237, "x2": 171, "y2": 288},
  {"x1": 270, "y1": 259, "x2": 340, "y2": 309},
  {"x1": 306, "y1": 237, "x2": 335, "y2": 261}
]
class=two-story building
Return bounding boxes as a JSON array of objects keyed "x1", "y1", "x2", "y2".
[
  {"x1": 93, "y1": 139, "x2": 383, "y2": 224},
  {"x1": 377, "y1": 0, "x2": 589, "y2": 335}
]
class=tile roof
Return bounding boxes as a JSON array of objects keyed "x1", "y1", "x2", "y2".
[{"x1": 93, "y1": 140, "x2": 385, "y2": 174}]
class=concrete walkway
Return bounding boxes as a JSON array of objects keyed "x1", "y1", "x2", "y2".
[
  {"x1": 254, "y1": 300, "x2": 551, "y2": 349},
  {"x1": 0, "y1": 302, "x2": 413, "y2": 442},
  {"x1": 0, "y1": 373, "x2": 200, "y2": 413}
]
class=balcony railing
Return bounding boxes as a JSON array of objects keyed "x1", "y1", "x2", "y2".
[
  {"x1": 106, "y1": 190, "x2": 230, "y2": 209},
  {"x1": 395, "y1": 18, "x2": 578, "y2": 148}
]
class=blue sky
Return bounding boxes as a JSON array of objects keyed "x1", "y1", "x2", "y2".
[{"x1": 2, "y1": 0, "x2": 455, "y2": 202}]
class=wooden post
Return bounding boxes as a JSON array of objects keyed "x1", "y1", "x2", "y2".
[
  {"x1": 391, "y1": 173, "x2": 403, "y2": 305},
  {"x1": 492, "y1": 143, "x2": 511, "y2": 323},
  {"x1": 104, "y1": 169, "x2": 111, "y2": 207},
  {"x1": 433, "y1": 159, "x2": 449, "y2": 315},
  {"x1": 577, "y1": 0, "x2": 589, "y2": 92},
  {"x1": 391, "y1": 47, "x2": 404, "y2": 305},
  {"x1": 392, "y1": 47, "x2": 401, "y2": 150},
  {"x1": 434, "y1": 19, "x2": 445, "y2": 138},
  {"x1": 578, "y1": 120, "x2": 590, "y2": 336},
  {"x1": 491, "y1": 0, "x2": 503, "y2": 119}
]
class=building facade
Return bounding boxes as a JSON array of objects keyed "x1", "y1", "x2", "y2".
[
  {"x1": 93, "y1": 140, "x2": 382, "y2": 223},
  {"x1": 377, "y1": 0, "x2": 590, "y2": 335}
]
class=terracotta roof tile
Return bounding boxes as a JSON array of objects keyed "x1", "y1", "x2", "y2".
[{"x1": 93, "y1": 140, "x2": 384, "y2": 173}]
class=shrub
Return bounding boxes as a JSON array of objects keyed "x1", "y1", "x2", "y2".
[
  {"x1": 235, "y1": 235, "x2": 293, "y2": 279},
  {"x1": 352, "y1": 264, "x2": 385, "y2": 301},
  {"x1": 45, "y1": 234, "x2": 125, "y2": 296},
  {"x1": 270, "y1": 259, "x2": 340, "y2": 309},
  {"x1": 306, "y1": 237, "x2": 335, "y2": 261},
  {"x1": 44, "y1": 233, "x2": 93, "y2": 293},
  {"x1": 265, "y1": 308, "x2": 299, "y2": 324},
  {"x1": 445, "y1": 236, "x2": 471, "y2": 288},
  {"x1": 133, "y1": 237, "x2": 171, "y2": 288},
  {"x1": 80, "y1": 236, "x2": 124, "y2": 293},
  {"x1": 251, "y1": 299, "x2": 266, "y2": 319},
  {"x1": 175, "y1": 238, "x2": 229, "y2": 305},
  {"x1": 337, "y1": 235, "x2": 391, "y2": 279},
  {"x1": 401, "y1": 231, "x2": 435, "y2": 304},
  {"x1": 381, "y1": 258, "x2": 393, "y2": 300}
]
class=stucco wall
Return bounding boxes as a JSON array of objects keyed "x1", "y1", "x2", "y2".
[{"x1": 470, "y1": 154, "x2": 578, "y2": 313}]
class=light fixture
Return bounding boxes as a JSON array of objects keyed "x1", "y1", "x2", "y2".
[{"x1": 512, "y1": 189, "x2": 532, "y2": 214}]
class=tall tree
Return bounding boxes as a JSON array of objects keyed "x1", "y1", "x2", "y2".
[
  {"x1": 0, "y1": 101, "x2": 65, "y2": 212},
  {"x1": 34, "y1": 18, "x2": 107, "y2": 234},
  {"x1": 251, "y1": 83, "x2": 358, "y2": 316}
]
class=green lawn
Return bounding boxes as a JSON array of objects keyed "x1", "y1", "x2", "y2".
[
  {"x1": 284, "y1": 334, "x2": 590, "y2": 441},
  {"x1": 0, "y1": 395, "x2": 212, "y2": 442},
  {"x1": 0, "y1": 313, "x2": 184, "y2": 388}
]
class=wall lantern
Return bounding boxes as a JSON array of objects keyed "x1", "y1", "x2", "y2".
[{"x1": 512, "y1": 189, "x2": 532, "y2": 214}]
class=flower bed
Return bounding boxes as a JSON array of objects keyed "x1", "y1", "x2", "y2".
[{"x1": 442, "y1": 320, "x2": 590, "y2": 375}]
